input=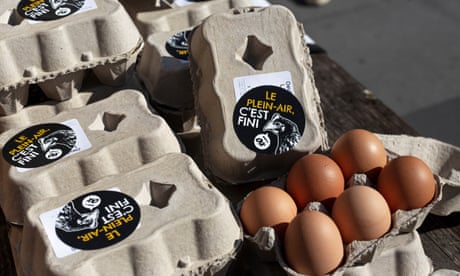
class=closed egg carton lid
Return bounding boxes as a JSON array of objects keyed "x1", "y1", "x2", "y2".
[
  {"x1": 137, "y1": 30, "x2": 194, "y2": 114},
  {"x1": 0, "y1": 0, "x2": 142, "y2": 93},
  {"x1": 188, "y1": 5, "x2": 328, "y2": 184},
  {"x1": 20, "y1": 153, "x2": 242, "y2": 275},
  {"x1": 0, "y1": 68, "x2": 144, "y2": 133},
  {"x1": 134, "y1": 0, "x2": 270, "y2": 38},
  {"x1": 0, "y1": 89, "x2": 182, "y2": 225}
]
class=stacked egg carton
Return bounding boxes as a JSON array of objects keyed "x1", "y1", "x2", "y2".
[
  {"x1": 2, "y1": 0, "x2": 459, "y2": 275},
  {"x1": 0, "y1": 0, "x2": 143, "y2": 116},
  {"x1": 0, "y1": 0, "x2": 243, "y2": 275},
  {"x1": 135, "y1": 0, "x2": 271, "y2": 167}
]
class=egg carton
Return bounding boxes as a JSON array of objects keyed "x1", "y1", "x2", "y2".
[
  {"x1": 18, "y1": 153, "x2": 242, "y2": 276},
  {"x1": 136, "y1": 0, "x2": 269, "y2": 134},
  {"x1": 137, "y1": 29, "x2": 198, "y2": 134},
  {"x1": 188, "y1": 5, "x2": 328, "y2": 184},
  {"x1": 0, "y1": 0, "x2": 142, "y2": 116},
  {"x1": 132, "y1": 0, "x2": 268, "y2": 39},
  {"x1": 0, "y1": 69, "x2": 144, "y2": 133},
  {"x1": 235, "y1": 133, "x2": 460, "y2": 275},
  {"x1": 0, "y1": 89, "x2": 182, "y2": 226}
]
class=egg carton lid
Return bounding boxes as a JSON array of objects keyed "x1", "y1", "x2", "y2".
[
  {"x1": 20, "y1": 153, "x2": 243, "y2": 276},
  {"x1": 188, "y1": 5, "x2": 328, "y2": 184},
  {"x1": 138, "y1": 30, "x2": 194, "y2": 111},
  {"x1": 0, "y1": 0, "x2": 142, "y2": 92},
  {"x1": 0, "y1": 89, "x2": 182, "y2": 225},
  {"x1": 134, "y1": 0, "x2": 270, "y2": 38},
  {"x1": 0, "y1": 68, "x2": 144, "y2": 132}
]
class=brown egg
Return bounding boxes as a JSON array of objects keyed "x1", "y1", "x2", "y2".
[
  {"x1": 332, "y1": 185, "x2": 391, "y2": 244},
  {"x1": 377, "y1": 156, "x2": 436, "y2": 212},
  {"x1": 239, "y1": 186, "x2": 297, "y2": 239},
  {"x1": 286, "y1": 153, "x2": 344, "y2": 211},
  {"x1": 331, "y1": 129, "x2": 387, "y2": 182},
  {"x1": 284, "y1": 210, "x2": 344, "y2": 275}
]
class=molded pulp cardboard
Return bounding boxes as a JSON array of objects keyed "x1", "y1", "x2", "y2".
[
  {"x1": 0, "y1": 0, "x2": 142, "y2": 115},
  {"x1": 237, "y1": 134, "x2": 460, "y2": 275},
  {"x1": 0, "y1": 89, "x2": 182, "y2": 225},
  {"x1": 188, "y1": 5, "x2": 328, "y2": 184},
  {"x1": 137, "y1": 0, "x2": 269, "y2": 134},
  {"x1": 20, "y1": 153, "x2": 242, "y2": 276}
]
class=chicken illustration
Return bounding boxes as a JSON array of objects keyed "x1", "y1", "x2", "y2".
[
  {"x1": 262, "y1": 113, "x2": 301, "y2": 154},
  {"x1": 37, "y1": 129, "x2": 76, "y2": 160},
  {"x1": 55, "y1": 201, "x2": 100, "y2": 232}
]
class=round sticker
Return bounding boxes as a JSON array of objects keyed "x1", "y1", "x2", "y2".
[
  {"x1": 165, "y1": 30, "x2": 191, "y2": 60},
  {"x1": 17, "y1": 0, "x2": 85, "y2": 21},
  {"x1": 55, "y1": 190, "x2": 141, "y2": 250},
  {"x1": 2, "y1": 123, "x2": 76, "y2": 169},
  {"x1": 233, "y1": 85, "x2": 305, "y2": 155}
]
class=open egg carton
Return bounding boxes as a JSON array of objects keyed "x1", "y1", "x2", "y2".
[
  {"x1": 19, "y1": 153, "x2": 242, "y2": 275},
  {"x1": 234, "y1": 133, "x2": 460, "y2": 275},
  {"x1": 0, "y1": 0, "x2": 143, "y2": 116}
]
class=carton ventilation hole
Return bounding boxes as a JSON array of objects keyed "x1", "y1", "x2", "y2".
[
  {"x1": 241, "y1": 35, "x2": 273, "y2": 70},
  {"x1": 149, "y1": 181, "x2": 176, "y2": 208},
  {"x1": 88, "y1": 112, "x2": 126, "y2": 132},
  {"x1": 0, "y1": 9, "x2": 24, "y2": 26}
]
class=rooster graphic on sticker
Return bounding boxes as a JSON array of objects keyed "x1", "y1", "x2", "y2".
[
  {"x1": 55, "y1": 190, "x2": 141, "y2": 250},
  {"x1": 17, "y1": 0, "x2": 85, "y2": 21},
  {"x1": 233, "y1": 85, "x2": 305, "y2": 155},
  {"x1": 2, "y1": 123, "x2": 76, "y2": 169}
]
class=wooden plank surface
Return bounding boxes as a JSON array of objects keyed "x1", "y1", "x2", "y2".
[{"x1": 0, "y1": 52, "x2": 458, "y2": 275}]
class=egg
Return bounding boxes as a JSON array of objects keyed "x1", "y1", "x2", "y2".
[
  {"x1": 239, "y1": 186, "x2": 297, "y2": 239},
  {"x1": 284, "y1": 210, "x2": 344, "y2": 275},
  {"x1": 286, "y1": 153, "x2": 344, "y2": 211},
  {"x1": 332, "y1": 185, "x2": 391, "y2": 244},
  {"x1": 377, "y1": 155, "x2": 436, "y2": 212},
  {"x1": 331, "y1": 129, "x2": 387, "y2": 182}
]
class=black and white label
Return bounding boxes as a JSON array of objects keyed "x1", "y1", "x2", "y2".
[
  {"x1": 165, "y1": 30, "x2": 191, "y2": 61},
  {"x1": 2, "y1": 119, "x2": 91, "y2": 172},
  {"x1": 40, "y1": 189, "x2": 141, "y2": 258},
  {"x1": 232, "y1": 85, "x2": 305, "y2": 155},
  {"x1": 17, "y1": 0, "x2": 96, "y2": 21}
]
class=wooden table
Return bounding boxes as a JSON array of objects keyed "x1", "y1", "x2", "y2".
[{"x1": 1, "y1": 52, "x2": 459, "y2": 275}]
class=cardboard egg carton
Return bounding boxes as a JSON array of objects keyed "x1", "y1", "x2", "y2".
[
  {"x1": 0, "y1": 0, "x2": 142, "y2": 116},
  {"x1": 0, "y1": 70, "x2": 144, "y2": 133},
  {"x1": 136, "y1": 0, "x2": 269, "y2": 134},
  {"x1": 0, "y1": 89, "x2": 182, "y2": 226},
  {"x1": 235, "y1": 134, "x2": 460, "y2": 275},
  {"x1": 133, "y1": 0, "x2": 267, "y2": 38},
  {"x1": 188, "y1": 5, "x2": 328, "y2": 184},
  {"x1": 137, "y1": 29, "x2": 198, "y2": 133},
  {"x1": 19, "y1": 153, "x2": 242, "y2": 276}
]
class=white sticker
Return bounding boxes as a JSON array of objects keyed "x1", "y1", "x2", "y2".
[
  {"x1": 16, "y1": 119, "x2": 92, "y2": 173},
  {"x1": 26, "y1": 0, "x2": 98, "y2": 24},
  {"x1": 39, "y1": 187, "x2": 121, "y2": 258},
  {"x1": 233, "y1": 71, "x2": 294, "y2": 101}
]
